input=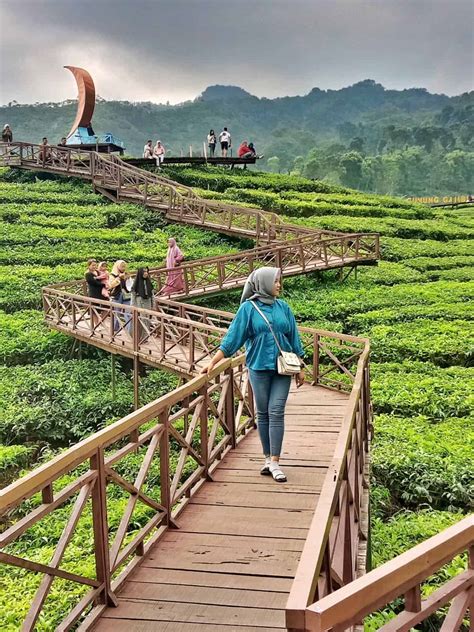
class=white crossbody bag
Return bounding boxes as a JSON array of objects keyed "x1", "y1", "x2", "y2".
[{"x1": 250, "y1": 301, "x2": 302, "y2": 376}]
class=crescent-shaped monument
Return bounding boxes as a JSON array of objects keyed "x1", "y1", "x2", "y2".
[
  {"x1": 64, "y1": 65, "x2": 96, "y2": 140},
  {"x1": 63, "y1": 65, "x2": 124, "y2": 153}
]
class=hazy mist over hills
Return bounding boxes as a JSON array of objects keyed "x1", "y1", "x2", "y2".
[{"x1": 2, "y1": 80, "x2": 472, "y2": 194}]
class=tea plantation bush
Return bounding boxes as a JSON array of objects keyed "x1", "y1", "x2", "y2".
[
  {"x1": 372, "y1": 414, "x2": 473, "y2": 511},
  {"x1": 367, "y1": 510, "x2": 469, "y2": 631},
  {"x1": 0, "y1": 167, "x2": 472, "y2": 630}
]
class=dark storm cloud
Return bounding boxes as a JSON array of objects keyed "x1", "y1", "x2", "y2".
[{"x1": 0, "y1": 0, "x2": 472, "y2": 104}]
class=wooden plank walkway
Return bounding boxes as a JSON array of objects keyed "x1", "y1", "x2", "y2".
[{"x1": 93, "y1": 384, "x2": 348, "y2": 631}]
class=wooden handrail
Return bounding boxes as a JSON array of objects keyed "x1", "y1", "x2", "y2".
[
  {"x1": 0, "y1": 351, "x2": 257, "y2": 630},
  {"x1": 286, "y1": 344, "x2": 371, "y2": 630},
  {"x1": 1, "y1": 139, "x2": 377, "y2": 630},
  {"x1": 305, "y1": 515, "x2": 474, "y2": 632},
  {"x1": 0, "y1": 141, "x2": 381, "y2": 251},
  {"x1": 0, "y1": 359, "x2": 228, "y2": 513}
]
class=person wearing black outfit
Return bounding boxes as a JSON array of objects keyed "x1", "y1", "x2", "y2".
[
  {"x1": 2, "y1": 124, "x2": 12, "y2": 143},
  {"x1": 85, "y1": 259, "x2": 106, "y2": 328},
  {"x1": 85, "y1": 259, "x2": 103, "y2": 299},
  {"x1": 131, "y1": 267, "x2": 154, "y2": 310},
  {"x1": 132, "y1": 267, "x2": 154, "y2": 340}
]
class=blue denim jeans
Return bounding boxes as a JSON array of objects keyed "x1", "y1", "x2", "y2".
[
  {"x1": 112, "y1": 294, "x2": 131, "y2": 333},
  {"x1": 248, "y1": 369, "x2": 291, "y2": 457}
]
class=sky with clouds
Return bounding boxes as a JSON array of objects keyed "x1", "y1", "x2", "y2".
[{"x1": 0, "y1": 0, "x2": 472, "y2": 104}]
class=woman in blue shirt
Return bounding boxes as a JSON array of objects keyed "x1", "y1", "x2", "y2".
[{"x1": 202, "y1": 267, "x2": 305, "y2": 482}]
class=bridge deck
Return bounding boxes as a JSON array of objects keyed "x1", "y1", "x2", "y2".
[{"x1": 93, "y1": 384, "x2": 347, "y2": 631}]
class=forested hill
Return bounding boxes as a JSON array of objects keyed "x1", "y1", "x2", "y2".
[{"x1": 2, "y1": 80, "x2": 473, "y2": 195}]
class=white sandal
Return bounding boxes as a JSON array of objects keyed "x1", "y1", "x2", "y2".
[
  {"x1": 270, "y1": 466, "x2": 287, "y2": 483},
  {"x1": 260, "y1": 459, "x2": 271, "y2": 475}
]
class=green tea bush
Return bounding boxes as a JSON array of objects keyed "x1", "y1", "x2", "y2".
[
  {"x1": 405, "y1": 255, "x2": 474, "y2": 271},
  {"x1": 367, "y1": 319, "x2": 474, "y2": 366},
  {"x1": 288, "y1": 280, "x2": 474, "y2": 324},
  {"x1": 354, "y1": 261, "x2": 424, "y2": 285},
  {"x1": 278, "y1": 189, "x2": 428, "y2": 211},
  {"x1": 163, "y1": 165, "x2": 346, "y2": 193},
  {"x1": 372, "y1": 415, "x2": 473, "y2": 510},
  {"x1": 348, "y1": 301, "x2": 474, "y2": 329},
  {"x1": 289, "y1": 214, "x2": 474, "y2": 241},
  {"x1": 371, "y1": 361, "x2": 474, "y2": 419},
  {"x1": 223, "y1": 187, "x2": 430, "y2": 219},
  {"x1": 383, "y1": 237, "x2": 474, "y2": 261},
  {"x1": 427, "y1": 265, "x2": 474, "y2": 282},
  {"x1": 372, "y1": 509, "x2": 465, "y2": 567},
  {"x1": 0, "y1": 444, "x2": 34, "y2": 483},
  {"x1": 0, "y1": 183, "x2": 102, "y2": 205},
  {"x1": 0, "y1": 310, "x2": 74, "y2": 365},
  {"x1": 0, "y1": 359, "x2": 134, "y2": 445}
]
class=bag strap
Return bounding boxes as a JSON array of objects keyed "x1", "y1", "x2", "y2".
[{"x1": 249, "y1": 300, "x2": 286, "y2": 356}]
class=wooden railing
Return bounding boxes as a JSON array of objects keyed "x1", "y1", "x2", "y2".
[
  {"x1": 1, "y1": 296, "x2": 370, "y2": 629},
  {"x1": 0, "y1": 357, "x2": 255, "y2": 631},
  {"x1": 42, "y1": 286, "x2": 369, "y2": 393},
  {"x1": 42, "y1": 287, "x2": 227, "y2": 376},
  {"x1": 304, "y1": 515, "x2": 474, "y2": 631},
  {"x1": 0, "y1": 141, "x2": 380, "y2": 249},
  {"x1": 286, "y1": 340, "x2": 372, "y2": 630},
  {"x1": 148, "y1": 232, "x2": 379, "y2": 298}
]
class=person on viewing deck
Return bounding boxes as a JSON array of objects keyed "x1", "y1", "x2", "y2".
[
  {"x1": 238, "y1": 140, "x2": 258, "y2": 159},
  {"x1": 2, "y1": 124, "x2": 12, "y2": 143},
  {"x1": 153, "y1": 140, "x2": 165, "y2": 166},
  {"x1": 207, "y1": 129, "x2": 217, "y2": 156},
  {"x1": 201, "y1": 267, "x2": 305, "y2": 483},
  {"x1": 132, "y1": 267, "x2": 154, "y2": 310},
  {"x1": 143, "y1": 140, "x2": 153, "y2": 159},
  {"x1": 38, "y1": 137, "x2": 51, "y2": 162},
  {"x1": 219, "y1": 127, "x2": 231, "y2": 157},
  {"x1": 58, "y1": 137, "x2": 67, "y2": 146},
  {"x1": 160, "y1": 238, "x2": 184, "y2": 295},
  {"x1": 109, "y1": 260, "x2": 132, "y2": 332},
  {"x1": 85, "y1": 259, "x2": 105, "y2": 328},
  {"x1": 85, "y1": 259, "x2": 104, "y2": 300},
  {"x1": 96, "y1": 261, "x2": 110, "y2": 299}
]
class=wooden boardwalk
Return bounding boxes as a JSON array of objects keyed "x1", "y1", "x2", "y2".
[
  {"x1": 93, "y1": 384, "x2": 347, "y2": 631},
  {"x1": 0, "y1": 141, "x2": 372, "y2": 632}
]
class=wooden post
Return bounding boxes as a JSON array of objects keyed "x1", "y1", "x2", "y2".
[
  {"x1": 189, "y1": 145, "x2": 192, "y2": 158},
  {"x1": 111, "y1": 354, "x2": 116, "y2": 401},
  {"x1": 41, "y1": 484, "x2": 54, "y2": 504},
  {"x1": 313, "y1": 333, "x2": 320, "y2": 385},
  {"x1": 225, "y1": 367, "x2": 237, "y2": 448},
  {"x1": 405, "y1": 585, "x2": 422, "y2": 612},
  {"x1": 133, "y1": 309, "x2": 140, "y2": 410},
  {"x1": 199, "y1": 386, "x2": 211, "y2": 480},
  {"x1": 133, "y1": 356, "x2": 140, "y2": 410},
  {"x1": 90, "y1": 448, "x2": 117, "y2": 606},
  {"x1": 159, "y1": 408, "x2": 171, "y2": 523}
]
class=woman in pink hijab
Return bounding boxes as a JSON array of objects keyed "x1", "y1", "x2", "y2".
[{"x1": 160, "y1": 237, "x2": 185, "y2": 294}]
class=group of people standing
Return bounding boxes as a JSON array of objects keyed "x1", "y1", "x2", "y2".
[
  {"x1": 142, "y1": 128, "x2": 259, "y2": 162},
  {"x1": 85, "y1": 238, "x2": 185, "y2": 330},
  {"x1": 85, "y1": 259, "x2": 154, "y2": 332},
  {"x1": 207, "y1": 128, "x2": 259, "y2": 159}
]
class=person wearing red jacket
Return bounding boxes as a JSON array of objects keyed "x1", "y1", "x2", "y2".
[{"x1": 238, "y1": 140, "x2": 257, "y2": 159}]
